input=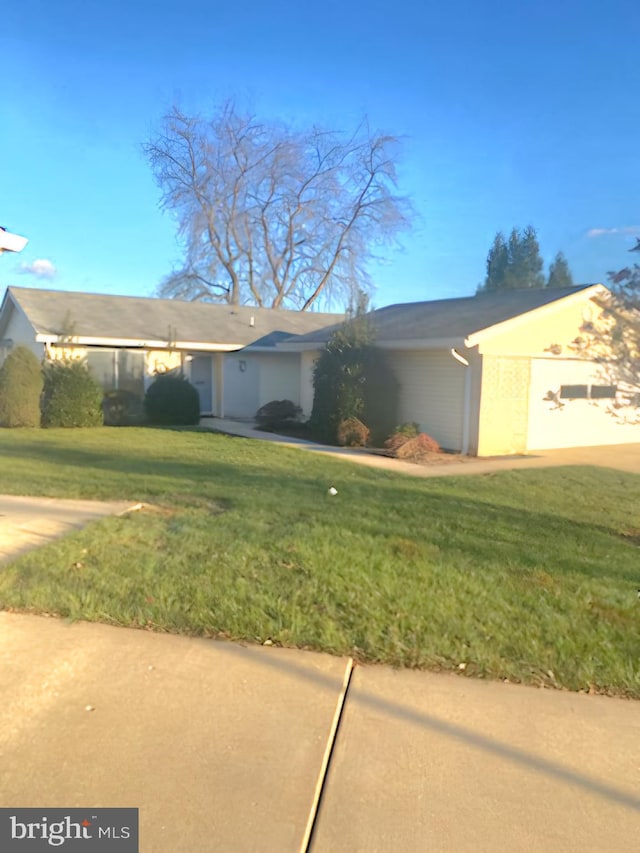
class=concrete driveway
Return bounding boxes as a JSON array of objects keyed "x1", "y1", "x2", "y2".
[
  {"x1": 0, "y1": 495, "x2": 137, "y2": 564},
  {"x1": 0, "y1": 613, "x2": 638, "y2": 852}
]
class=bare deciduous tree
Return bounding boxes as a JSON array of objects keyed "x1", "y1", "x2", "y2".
[
  {"x1": 602, "y1": 239, "x2": 640, "y2": 402},
  {"x1": 144, "y1": 102, "x2": 413, "y2": 310}
]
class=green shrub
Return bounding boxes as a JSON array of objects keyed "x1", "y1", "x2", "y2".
[
  {"x1": 336, "y1": 417, "x2": 370, "y2": 447},
  {"x1": 310, "y1": 314, "x2": 398, "y2": 445},
  {"x1": 395, "y1": 422, "x2": 420, "y2": 439},
  {"x1": 359, "y1": 348, "x2": 400, "y2": 446},
  {"x1": 103, "y1": 389, "x2": 146, "y2": 426},
  {"x1": 255, "y1": 399, "x2": 302, "y2": 430},
  {"x1": 0, "y1": 346, "x2": 43, "y2": 428},
  {"x1": 41, "y1": 360, "x2": 104, "y2": 427},
  {"x1": 144, "y1": 374, "x2": 200, "y2": 425}
]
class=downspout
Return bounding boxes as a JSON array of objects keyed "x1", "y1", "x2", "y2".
[{"x1": 450, "y1": 348, "x2": 471, "y2": 455}]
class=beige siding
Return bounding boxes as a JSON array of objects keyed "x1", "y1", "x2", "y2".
[
  {"x1": 527, "y1": 358, "x2": 640, "y2": 449},
  {"x1": 387, "y1": 350, "x2": 466, "y2": 450},
  {"x1": 477, "y1": 356, "x2": 530, "y2": 456}
]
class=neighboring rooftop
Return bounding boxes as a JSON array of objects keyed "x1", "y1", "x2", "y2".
[
  {"x1": 2, "y1": 287, "x2": 343, "y2": 348},
  {"x1": 286, "y1": 285, "x2": 600, "y2": 345}
]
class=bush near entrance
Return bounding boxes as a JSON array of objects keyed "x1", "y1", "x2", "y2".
[{"x1": 144, "y1": 374, "x2": 200, "y2": 425}]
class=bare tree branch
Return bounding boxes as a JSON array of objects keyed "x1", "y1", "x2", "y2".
[{"x1": 143, "y1": 102, "x2": 413, "y2": 309}]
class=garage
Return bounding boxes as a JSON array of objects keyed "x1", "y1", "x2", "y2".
[{"x1": 527, "y1": 358, "x2": 639, "y2": 450}]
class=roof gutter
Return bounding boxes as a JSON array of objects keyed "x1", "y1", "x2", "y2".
[
  {"x1": 276, "y1": 336, "x2": 466, "y2": 352},
  {"x1": 36, "y1": 334, "x2": 246, "y2": 353},
  {"x1": 450, "y1": 348, "x2": 471, "y2": 455}
]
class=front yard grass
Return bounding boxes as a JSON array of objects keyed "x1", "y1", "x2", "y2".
[{"x1": 0, "y1": 427, "x2": 638, "y2": 697}]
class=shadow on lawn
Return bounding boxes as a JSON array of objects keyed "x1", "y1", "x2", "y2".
[{"x1": 1, "y1": 437, "x2": 638, "y2": 586}]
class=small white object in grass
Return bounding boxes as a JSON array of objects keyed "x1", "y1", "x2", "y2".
[
  {"x1": 458, "y1": 662, "x2": 467, "y2": 671},
  {"x1": 263, "y1": 638, "x2": 273, "y2": 646},
  {"x1": 328, "y1": 486, "x2": 338, "y2": 496},
  {"x1": 85, "y1": 705, "x2": 95, "y2": 712}
]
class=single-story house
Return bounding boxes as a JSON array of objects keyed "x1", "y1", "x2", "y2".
[
  {"x1": 277, "y1": 283, "x2": 639, "y2": 455},
  {"x1": 0, "y1": 283, "x2": 637, "y2": 455},
  {"x1": 0, "y1": 286, "x2": 342, "y2": 419}
]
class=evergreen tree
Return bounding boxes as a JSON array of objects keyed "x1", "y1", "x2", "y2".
[
  {"x1": 519, "y1": 225, "x2": 545, "y2": 289},
  {"x1": 482, "y1": 232, "x2": 509, "y2": 292},
  {"x1": 480, "y1": 225, "x2": 546, "y2": 291},
  {"x1": 547, "y1": 251, "x2": 574, "y2": 288}
]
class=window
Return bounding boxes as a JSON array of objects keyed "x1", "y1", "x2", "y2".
[
  {"x1": 560, "y1": 384, "x2": 617, "y2": 400},
  {"x1": 590, "y1": 385, "x2": 617, "y2": 399},
  {"x1": 560, "y1": 385, "x2": 587, "y2": 399}
]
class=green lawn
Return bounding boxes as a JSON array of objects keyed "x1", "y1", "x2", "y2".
[{"x1": 0, "y1": 427, "x2": 639, "y2": 697}]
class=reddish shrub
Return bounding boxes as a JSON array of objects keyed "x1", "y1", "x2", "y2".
[
  {"x1": 390, "y1": 432, "x2": 441, "y2": 460},
  {"x1": 337, "y1": 417, "x2": 370, "y2": 447}
]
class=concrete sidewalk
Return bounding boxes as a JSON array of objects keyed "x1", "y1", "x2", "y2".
[
  {"x1": 0, "y1": 495, "x2": 136, "y2": 564},
  {"x1": 1, "y1": 613, "x2": 638, "y2": 852},
  {"x1": 201, "y1": 418, "x2": 640, "y2": 478}
]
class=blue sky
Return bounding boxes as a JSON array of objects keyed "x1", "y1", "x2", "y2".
[{"x1": 2, "y1": 0, "x2": 639, "y2": 309}]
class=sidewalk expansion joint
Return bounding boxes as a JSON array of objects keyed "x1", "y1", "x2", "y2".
[{"x1": 299, "y1": 657, "x2": 355, "y2": 853}]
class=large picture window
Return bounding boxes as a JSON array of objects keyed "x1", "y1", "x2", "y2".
[{"x1": 86, "y1": 349, "x2": 145, "y2": 395}]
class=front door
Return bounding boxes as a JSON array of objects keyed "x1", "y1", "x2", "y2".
[{"x1": 190, "y1": 356, "x2": 213, "y2": 414}]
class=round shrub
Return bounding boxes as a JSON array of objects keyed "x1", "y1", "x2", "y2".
[
  {"x1": 41, "y1": 360, "x2": 104, "y2": 427},
  {"x1": 255, "y1": 399, "x2": 302, "y2": 430},
  {"x1": 393, "y1": 432, "x2": 441, "y2": 461},
  {"x1": 0, "y1": 346, "x2": 43, "y2": 428},
  {"x1": 337, "y1": 417, "x2": 370, "y2": 447},
  {"x1": 144, "y1": 374, "x2": 200, "y2": 425}
]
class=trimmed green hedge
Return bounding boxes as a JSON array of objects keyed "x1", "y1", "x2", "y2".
[
  {"x1": 0, "y1": 346, "x2": 43, "y2": 428},
  {"x1": 41, "y1": 360, "x2": 104, "y2": 428}
]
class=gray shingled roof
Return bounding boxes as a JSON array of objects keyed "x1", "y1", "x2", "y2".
[
  {"x1": 5, "y1": 287, "x2": 343, "y2": 348},
  {"x1": 287, "y1": 285, "x2": 599, "y2": 345}
]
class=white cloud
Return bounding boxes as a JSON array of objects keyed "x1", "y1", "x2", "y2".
[
  {"x1": 586, "y1": 226, "x2": 640, "y2": 239},
  {"x1": 17, "y1": 258, "x2": 57, "y2": 279}
]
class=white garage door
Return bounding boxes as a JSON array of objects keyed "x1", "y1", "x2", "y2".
[
  {"x1": 388, "y1": 350, "x2": 466, "y2": 450},
  {"x1": 527, "y1": 358, "x2": 639, "y2": 450}
]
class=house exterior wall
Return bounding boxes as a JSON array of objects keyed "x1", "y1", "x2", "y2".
[
  {"x1": 387, "y1": 350, "x2": 466, "y2": 450},
  {"x1": 223, "y1": 353, "x2": 261, "y2": 417},
  {"x1": 223, "y1": 351, "x2": 302, "y2": 418},
  {"x1": 478, "y1": 292, "x2": 600, "y2": 357},
  {"x1": 1, "y1": 307, "x2": 43, "y2": 362},
  {"x1": 256, "y1": 353, "x2": 301, "y2": 408},
  {"x1": 527, "y1": 357, "x2": 639, "y2": 449},
  {"x1": 476, "y1": 355, "x2": 531, "y2": 456}
]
